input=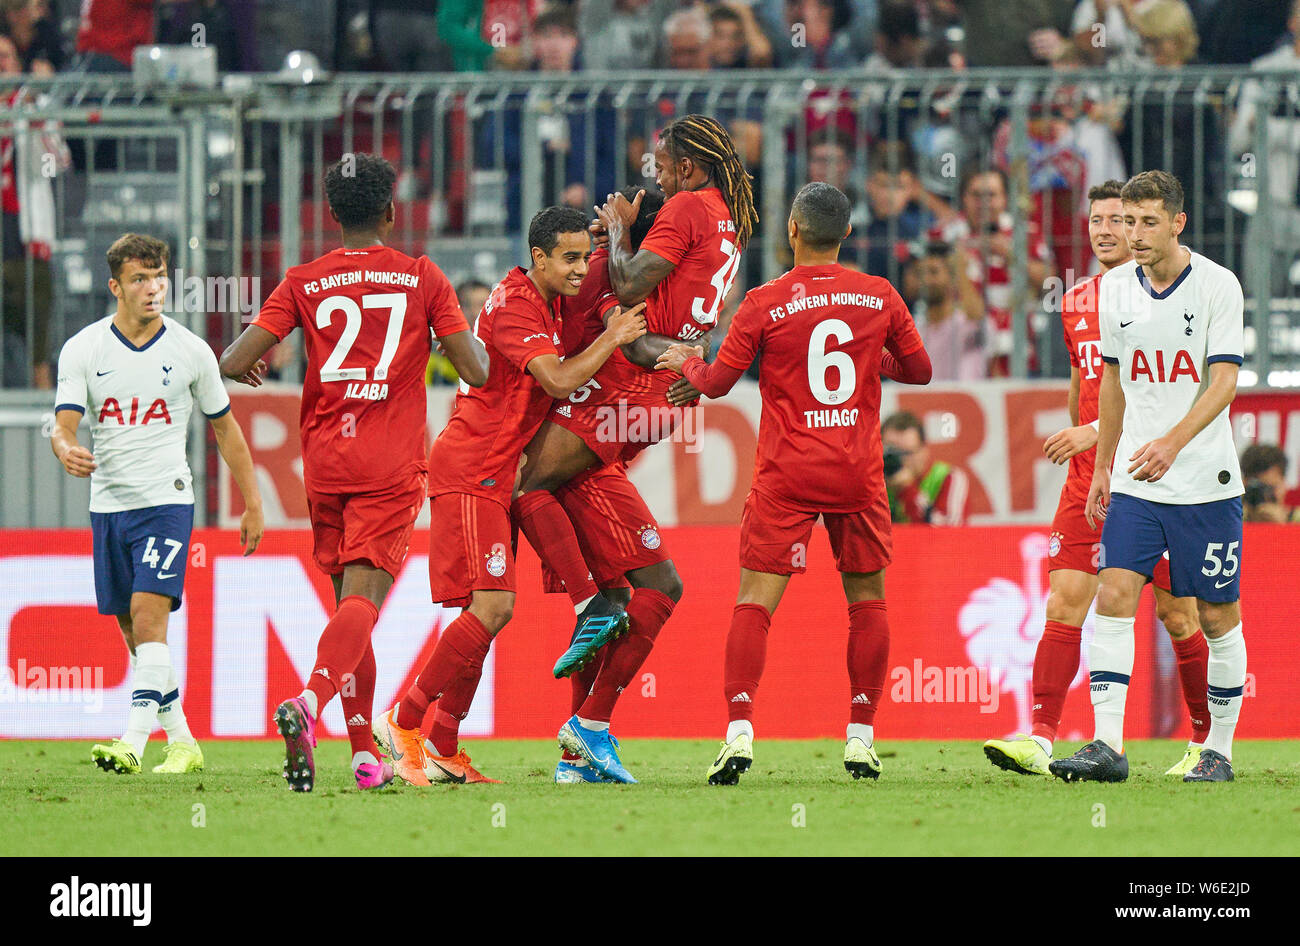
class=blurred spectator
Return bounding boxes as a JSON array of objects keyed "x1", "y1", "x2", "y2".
[
  {"x1": 368, "y1": 0, "x2": 452, "y2": 71},
  {"x1": 428, "y1": 279, "x2": 492, "y2": 385},
  {"x1": 807, "y1": 127, "x2": 860, "y2": 210},
  {"x1": 845, "y1": 139, "x2": 933, "y2": 284},
  {"x1": 1229, "y1": 0, "x2": 1300, "y2": 295},
  {"x1": 73, "y1": 0, "x2": 159, "y2": 72},
  {"x1": 776, "y1": 0, "x2": 858, "y2": 69},
  {"x1": 1131, "y1": 0, "x2": 1197, "y2": 67},
  {"x1": 1241, "y1": 443, "x2": 1300, "y2": 523},
  {"x1": 437, "y1": 0, "x2": 539, "y2": 71},
  {"x1": 1, "y1": 0, "x2": 62, "y2": 74},
  {"x1": 1, "y1": 32, "x2": 65, "y2": 388},
  {"x1": 661, "y1": 5, "x2": 712, "y2": 69},
  {"x1": 863, "y1": 0, "x2": 923, "y2": 72},
  {"x1": 932, "y1": 166, "x2": 1052, "y2": 376},
  {"x1": 908, "y1": 241, "x2": 988, "y2": 382},
  {"x1": 955, "y1": 0, "x2": 1074, "y2": 67},
  {"x1": 882, "y1": 410, "x2": 970, "y2": 525},
  {"x1": 708, "y1": 2, "x2": 773, "y2": 68},
  {"x1": 533, "y1": 5, "x2": 581, "y2": 70},
  {"x1": 1071, "y1": 0, "x2": 1141, "y2": 66},
  {"x1": 1198, "y1": 0, "x2": 1291, "y2": 65},
  {"x1": 579, "y1": 0, "x2": 673, "y2": 72},
  {"x1": 159, "y1": 0, "x2": 245, "y2": 72}
]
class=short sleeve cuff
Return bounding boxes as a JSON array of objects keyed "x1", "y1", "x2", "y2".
[
  {"x1": 204, "y1": 403, "x2": 232, "y2": 420},
  {"x1": 1102, "y1": 356, "x2": 1119, "y2": 365},
  {"x1": 250, "y1": 317, "x2": 290, "y2": 342},
  {"x1": 1207, "y1": 354, "x2": 1244, "y2": 366},
  {"x1": 55, "y1": 403, "x2": 85, "y2": 414}
]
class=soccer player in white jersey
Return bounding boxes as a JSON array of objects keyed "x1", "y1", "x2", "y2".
[
  {"x1": 51, "y1": 233, "x2": 264, "y2": 775},
  {"x1": 1050, "y1": 171, "x2": 1247, "y2": 784}
]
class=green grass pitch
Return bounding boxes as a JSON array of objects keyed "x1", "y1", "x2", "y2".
[{"x1": 2, "y1": 739, "x2": 1296, "y2": 856}]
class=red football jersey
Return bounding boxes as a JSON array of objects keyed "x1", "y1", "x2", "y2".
[
  {"x1": 1061, "y1": 274, "x2": 1104, "y2": 505},
  {"x1": 253, "y1": 245, "x2": 467, "y2": 493},
  {"x1": 426, "y1": 267, "x2": 563, "y2": 509},
  {"x1": 716, "y1": 264, "x2": 925, "y2": 512},
  {"x1": 580, "y1": 187, "x2": 741, "y2": 406}
]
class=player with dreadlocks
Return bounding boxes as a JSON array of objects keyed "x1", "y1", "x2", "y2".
[{"x1": 500, "y1": 117, "x2": 758, "y2": 781}]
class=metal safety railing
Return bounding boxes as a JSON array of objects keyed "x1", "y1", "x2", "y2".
[{"x1": 3, "y1": 66, "x2": 1300, "y2": 525}]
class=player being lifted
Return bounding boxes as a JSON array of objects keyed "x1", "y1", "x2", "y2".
[
  {"x1": 657, "y1": 182, "x2": 932, "y2": 784},
  {"x1": 983, "y1": 181, "x2": 1210, "y2": 779},
  {"x1": 220, "y1": 153, "x2": 489, "y2": 792},
  {"x1": 1053, "y1": 170, "x2": 1247, "y2": 784},
  {"x1": 374, "y1": 206, "x2": 646, "y2": 787},
  {"x1": 53, "y1": 233, "x2": 264, "y2": 775}
]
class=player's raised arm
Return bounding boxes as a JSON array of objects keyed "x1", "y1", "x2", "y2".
[
  {"x1": 209, "y1": 410, "x2": 264, "y2": 555},
  {"x1": 219, "y1": 324, "x2": 278, "y2": 387},
  {"x1": 599, "y1": 191, "x2": 675, "y2": 308},
  {"x1": 1086, "y1": 361, "x2": 1124, "y2": 528},
  {"x1": 528, "y1": 303, "x2": 647, "y2": 399},
  {"x1": 439, "y1": 329, "x2": 489, "y2": 388}
]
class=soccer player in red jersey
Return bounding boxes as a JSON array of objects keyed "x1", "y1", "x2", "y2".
[
  {"x1": 513, "y1": 116, "x2": 760, "y2": 692},
  {"x1": 374, "y1": 206, "x2": 647, "y2": 786},
  {"x1": 219, "y1": 153, "x2": 489, "y2": 793},
  {"x1": 983, "y1": 181, "x2": 1209, "y2": 779},
  {"x1": 658, "y1": 182, "x2": 933, "y2": 784}
]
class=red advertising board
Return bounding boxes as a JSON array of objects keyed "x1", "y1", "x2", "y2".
[{"x1": 3, "y1": 525, "x2": 1295, "y2": 741}]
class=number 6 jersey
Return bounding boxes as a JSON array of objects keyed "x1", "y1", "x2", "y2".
[
  {"x1": 714, "y1": 264, "x2": 924, "y2": 512},
  {"x1": 252, "y1": 245, "x2": 468, "y2": 493}
]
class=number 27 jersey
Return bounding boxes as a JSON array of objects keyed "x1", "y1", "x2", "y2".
[
  {"x1": 253, "y1": 245, "x2": 468, "y2": 493},
  {"x1": 716, "y1": 264, "x2": 924, "y2": 513}
]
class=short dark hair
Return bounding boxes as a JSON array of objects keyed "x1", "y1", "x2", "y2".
[
  {"x1": 809, "y1": 127, "x2": 853, "y2": 154},
  {"x1": 924, "y1": 240, "x2": 953, "y2": 259},
  {"x1": 533, "y1": 7, "x2": 576, "y2": 33},
  {"x1": 791, "y1": 181, "x2": 851, "y2": 250},
  {"x1": 1241, "y1": 443, "x2": 1287, "y2": 478},
  {"x1": 960, "y1": 165, "x2": 1008, "y2": 200},
  {"x1": 708, "y1": 5, "x2": 742, "y2": 26},
  {"x1": 1121, "y1": 169, "x2": 1184, "y2": 218},
  {"x1": 107, "y1": 233, "x2": 170, "y2": 280},
  {"x1": 877, "y1": 0, "x2": 920, "y2": 42},
  {"x1": 882, "y1": 410, "x2": 925, "y2": 442},
  {"x1": 1088, "y1": 179, "x2": 1125, "y2": 206},
  {"x1": 621, "y1": 185, "x2": 665, "y2": 251},
  {"x1": 324, "y1": 152, "x2": 396, "y2": 230},
  {"x1": 528, "y1": 205, "x2": 590, "y2": 256},
  {"x1": 869, "y1": 138, "x2": 917, "y2": 176}
]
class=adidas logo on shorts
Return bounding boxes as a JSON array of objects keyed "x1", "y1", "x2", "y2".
[{"x1": 556, "y1": 403, "x2": 572, "y2": 418}]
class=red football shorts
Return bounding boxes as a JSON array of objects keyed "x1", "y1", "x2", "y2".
[
  {"x1": 739, "y1": 487, "x2": 892, "y2": 575},
  {"x1": 306, "y1": 473, "x2": 425, "y2": 578},
  {"x1": 549, "y1": 396, "x2": 694, "y2": 467},
  {"x1": 541, "y1": 464, "x2": 670, "y2": 593},
  {"x1": 1049, "y1": 485, "x2": 1172, "y2": 592},
  {"x1": 427, "y1": 492, "x2": 516, "y2": 608}
]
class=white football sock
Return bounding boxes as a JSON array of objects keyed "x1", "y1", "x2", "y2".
[
  {"x1": 156, "y1": 665, "x2": 194, "y2": 745},
  {"x1": 122, "y1": 641, "x2": 170, "y2": 758},
  {"x1": 352, "y1": 751, "x2": 378, "y2": 770},
  {"x1": 1030, "y1": 734, "x2": 1053, "y2": 756},
  {"x1": 726, "y1": 719, "x2": 753, "y2": 743},
  {"x1": 1204, "y1": 624, "x2": 1246, "y2": 761},
  {"x1": 1089, "y1": 614, "x2": 1135, "y2": 753},
  {"x1": 846, "y1": 723, "x2": 873, "y2": 746},
  {"x1": 576, "y1": 715, "x2": 609, "y2": 732},
  {"x1": 299, "y1": 688, "x2": 319, "y2": 719},
  {"x1": 574, "y1": 594, "x2": 596, "y2": 615}
]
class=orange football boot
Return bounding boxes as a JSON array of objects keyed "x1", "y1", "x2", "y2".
[
  {"x1": 375, "y1": 707, "x2": 431, "y2": 787},
  {"x1": 424, "y1": 747, "x2": 501, "y2": 784}
]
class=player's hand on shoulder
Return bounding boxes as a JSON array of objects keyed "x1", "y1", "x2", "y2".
[
  {"x1": 667, "y1": 376, "x2": 703, "y2": 407},
  {"x1": 1127, "y1": 435, "x2": 1180, "y2": 483},
  {"x1": 656, "y1": 343, "x2": 704, "y2": 375},
  {"x1": 606, "y1": 302, "x2": 647, "y2": 345},
  {"x1": 239, "y1": 504, "x2": 264, "y2": 556},
  {"x1": 58, "y1": 444, "x2": 96, "y2": 477},
  {"x1": 1043, "y1": 424, "x2": 1098, "y2": 464}
]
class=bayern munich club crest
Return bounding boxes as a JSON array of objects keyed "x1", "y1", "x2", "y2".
[
  {"x1": 1048, "y1": 532, "x2": 1062, "y2": 558},
  {"x1": 485, "y1": 551, "x2": 507, "y2": 578},
  {"x1": 639, "y1": 526, "x2": 661, "y2": 550}
]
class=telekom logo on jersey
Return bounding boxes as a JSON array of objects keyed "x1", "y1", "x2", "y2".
[{"x1": 97, "y1": 397, "x2": 172, "y2": 425}]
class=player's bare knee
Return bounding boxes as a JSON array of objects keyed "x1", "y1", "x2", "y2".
[
  {"x1": 1045, "y1": 588, "x2": 1090, "y2": 626},
  {"x1": 1198, "y1": 601, "x2": 1241, "y2": 639},
  {"x1": 470, "y1": 598, "x2": 513, "y2": 634},
  {"x1": 1158, "y1": 603, "x2": 1198, "y2": 641},
  {"x1": 1094, "y1": 580, "x2": 1134, "y2": 618}
]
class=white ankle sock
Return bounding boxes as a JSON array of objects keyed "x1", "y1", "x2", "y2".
[
  {"x1": 123, "y1": 642, "x2": 170, "y2": 757},
  {"x1": 726, "y1": 719, "x2": 753, "y2": 743},
  {"x1": 846, "y1": 723, "x2": 873, "y2": 746}
]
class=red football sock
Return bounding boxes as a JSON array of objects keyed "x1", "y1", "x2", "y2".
[
  {"x1": 426, "y1": 660, "x2": 486, "y2": 757},
  {"x1": 724, "y1": 603, "x2": 770, "y2": 723},
  {"x1": 511, "y1": 491, "x2": 599, "y2": 607},
  {"x1": 396, "y1": 612, "x2": 492, "y2": 730},
  {"x1": 306, "y1": 595, "x2": 379, "y2": 716},
  {"x1": 847, "y1": 600, "x2": 889, "y2": 726},
  {"x1": 1031, "y1": 620, "x2": 1083, "y2": 742},
  {"x1": 571, "y1": 651, "x2": 604, "y2": 717},
  {"x1": 1171, "y1": 631, "x2": 1211, "y2": 743},
  {"x1": 340, "y1": 639, "x2": 380, "y2": 760},
  {"x1": 580, "y1": 588, "x2": 676, "y2": 723}
]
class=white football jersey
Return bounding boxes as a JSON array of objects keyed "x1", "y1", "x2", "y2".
[
  {"x1": 54, "y1": 316, "x2": 231, "y2": 513},
  {"x1": 1098, "y1": 250, "x2": 1244, "y2": 504}
]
